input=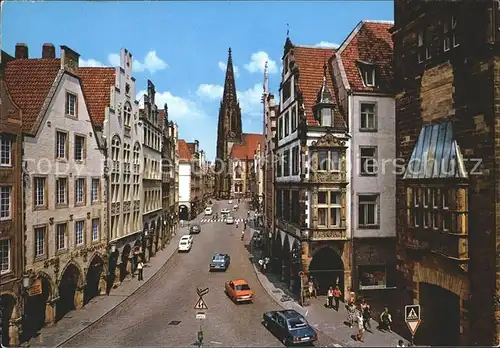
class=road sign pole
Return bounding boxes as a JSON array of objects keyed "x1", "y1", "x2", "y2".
[{"x1": 411, "y1": 334, "x2": 414, "y2": 347}]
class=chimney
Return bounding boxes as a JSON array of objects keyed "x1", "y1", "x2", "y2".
[
  {"x1": 60, "y1": 45, "x2": 80, "y2": 74},
  {"x1": 195, "y1": 140, "x2": 199, "y2": 153},
  {"x1": 42, "y1": 43, "x2": 55, "y2": 59},
  {"x1": 15, "y1": 43, "x2": 28, "y2": 59}
]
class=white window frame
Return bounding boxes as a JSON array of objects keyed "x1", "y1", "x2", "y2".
[
  {"x1": 56, "y1": 223, "x2": 66, "y2": 251},
  {"x1": 124, "y1": 102, "x2": 132, "y2": 127},
  {"x1": 34, "y1": 177, "x2": 46, "y2": 207},
  {"x1": 358, "y1": 194, "x2": 379, "y2": 228},
  {"x1": 423, "y1": 189, "x2": 429, "y2": 208},
  {"x1": 91, "y1": 218, "x2": 99, "y2": 242},
  {"x1": 0, "y1": 186, "x2": 11, "y2": 220},
  {"x1": 74, "y1": 135, "x2": 85, "y2": 162},
  {"x1": 65, "y1": 92, "x2": 77, "y2": 117},
  {"x1": 418, "y1": 31, "x2": 424, "y2": 63},
  {"x1": 361, "y1": 65, "x2": 376, "y2": 87},
  {"x1": 413, "y1": 188, "x2": 420, "y2": 207},
  {"x1": 284, "y1": 111, "x2": 290, "y2": 137},
  {"x1": 91, "y1": 178, "x2": 100, "y2": 202},
  {"x1": 443, "y1": 21, "x2": 450, "y2": 52},
  {"x1": 75, "y1": 220, "x2": 84, "y2": 246},
  {"x1": 56, "y1": 177, "x2": 67, "y2": 205},
  {"x1": 317, "y1": 191, "x2": 342, "y2": 228},
  {"x1": 317, "y1": 149, "x2": 340, "y2": 172},
  {"x1": 0, "y1": 239, "x2": 11, "y2": 274},
  {"x1": 452, "y1": 16, "x2": 459, "y2": 47},
  {"x1": 432, "y1": 188, "x2": 438, "y2": 208},
  {"x1": 0, "y1": 137, "x2": 12, "y2": 166},
  {"x1": 413, "y1": 210, "x2": 420, "y2": 227},
  {"x1": 56, "y1": 131, "x2": 67, "y2": 159},
  {"x1": 75, "y1": 178, "x2": 85, "y2": 204},
  {"x1": 360, "y1": 146, "x2": 378, "y2": 176},
  {"x1": 360, "y1": 103, "x2": 377, "y2": 131},
  {"x1": 34, "y1": 226, "x2": 46, "y2": 258},
  {"x1": 442, "y1": 191, "x2": 449, "y2": 210},
  {"x1": 291, "y1": 107, "x2": 297, "y2": 132}
]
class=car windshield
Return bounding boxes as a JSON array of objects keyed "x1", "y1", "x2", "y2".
[
  {"x1": 180, "y1": 242, "x2": 187, "y2": 245},
  {"x1": 235, "y1": 284, "x2": 250, "y2": 291},
  {"x1": 288, "y1": 317, "x2": 308, "y2": 330},
  {"x1": 213, "y1": 255, "x2": 225, "y2": 262}
]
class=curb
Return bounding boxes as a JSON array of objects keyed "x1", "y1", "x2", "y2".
[{"x1": 250, "y1": 262, "x2": 352, "y2": 347}]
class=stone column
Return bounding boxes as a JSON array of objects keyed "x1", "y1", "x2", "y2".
[
  {"x1": 125, "y1": 258, "x2": 132, "y2": 278},
  {"x1": 114, "y1": 266, "x2": 121, "y2": 286},
  {"x1": 343, "y1": 270, "x2": 352, "y2": 302},
  {"x1": 45, "y1": 300, "x2": 56, "y2": 326},
  {"x1": 9, "y1": 304, "x2": 20, "y2": 346},
  {"x1": 99, "y1": 273, "x2": 107, "y2": 295},
  {"x1": 74, "y1": 286, "x2": 84, "y2": 310}
]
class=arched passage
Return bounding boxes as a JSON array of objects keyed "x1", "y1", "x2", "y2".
[
  {"x1": 84, "y1": 254, "x2": 105, "y2": 305},
  {"x1": 25, "y1": 275, "x2": 51, "y2": 338},
  {"x1": 309, "y1": 247, "x2": 344, "y2": 295},
  {"x1": 56, "y1": 263, "x2": 83, "y2": 322},
  {"x1": 151, "y1": 220, "x2": 157, "y2": 255},
  {"x1": 1, "y1": 293, "x2": 16, "y2": 346},
  {"x1": 120, "y1": 244, "x2": 132, "y2": 282},
  {"x1": 418, "y1": 282, "x2": 460, "y2": 346},
  {"x1": 272, "y1": 233, "x2": 282, "y2": 273},
  {"x1": 282, "y1": 236, "x2": 291, "y2": 283},
  {"x1": 179, "y1": 205, "x2": 189, "y2": 221}
]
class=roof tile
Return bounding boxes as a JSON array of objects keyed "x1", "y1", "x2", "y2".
[
  {"x1": 78, "y1": 67, "x2": 116, "y2": 127},
  {"x1": 4, "y1": 58, "x2": 60, "y2": 133},
  {"x1": 230, "y1": 133, "x2": 263, "y2": 159},
  {"x1": 178, "y1": 139, "x2": 192, "y2": 160}
]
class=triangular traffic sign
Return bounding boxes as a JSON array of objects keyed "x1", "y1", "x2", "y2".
[
  {"x1": 194, "y1": 297, "x2": 208, "y2": 310},
  {"x1": 407, "y1": 308, "x2": 418, "y2": 320},
  {"x1": 406, "y1": 319, "x2": 421, "y2": 335}
]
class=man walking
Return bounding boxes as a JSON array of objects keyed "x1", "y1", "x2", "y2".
[
  {"x1": 137, "y1": 260, "x2": 144, "y2": 281},
  {"x1": 327, "y1": 286, "x2": 334, "y2": 308},
  {"x1": 360, "y1": 299, "x2": 372, "y2": 332},
  {"x1": 333, "y1": 286, "x2": 342, "y2": 311}
]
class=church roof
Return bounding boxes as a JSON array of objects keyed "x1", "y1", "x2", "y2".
[
  {"x1": 178, "y1": 139, "x2": 192, "y2": 161},
  {"x1": 230, "y1": 133, "x2": 263, "y2": 160}
]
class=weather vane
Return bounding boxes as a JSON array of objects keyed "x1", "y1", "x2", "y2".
[{"x1": 286, "y1": 23, "x2": 290, "y2": 38}]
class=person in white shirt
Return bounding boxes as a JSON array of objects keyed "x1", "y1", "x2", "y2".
[{"x1": 137, "y1": 261, "x2": 144, "y2": 281}]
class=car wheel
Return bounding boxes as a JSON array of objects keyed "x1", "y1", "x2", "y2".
[
  {"x1": 282, "y1": 338, "x2": 288, "y2": 346},
  {"x1": 263, "y1": 320, "x2": 268, "y2": 328}
]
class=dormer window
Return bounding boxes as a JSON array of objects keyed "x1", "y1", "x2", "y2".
[
  {"x1": 314, "y1": 65, "x2": 335, "y2": 127},
  {"x1": 358, "y1": 62, "x2": 376, "y2": 87},
  {"x1": 284, "y1": 55, "x2": 289, "y2": 74},
  {"x1": 319, "y1": 107, "x2": 333, "y2": 127}
]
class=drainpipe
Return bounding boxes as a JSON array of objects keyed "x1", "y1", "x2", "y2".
[{"x1": 348, "y1": 89, "x2": 355, "y2": 296}]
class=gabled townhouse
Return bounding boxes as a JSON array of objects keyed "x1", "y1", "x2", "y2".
[
  {"x1": 79, "y1": 48, "x2": 144, "y2": 288},
  {"x1": 274, "y1": 39, "x2": 351, "y2": 299},
  {"x1": 229, "y1": 134, "x2": 263, "y2": 199},
  {"x1": 331, "y1": 20, "x2": 396, "y2": 307},
  {"x1": 186, "y1": 141, "x2": 203, "y2": 218},
  {"x1": 178, "y1": 139, "x2": 192, "y2": 221},
  {"x1": 4, "y1": 44, "x2": 107, "y2": 336},
  {"x1": 139, "y1": 81, "x2": 163, "y2": 259},
  {"x1": 0, "y1": 49, "x2": 23, "y2": 347}
]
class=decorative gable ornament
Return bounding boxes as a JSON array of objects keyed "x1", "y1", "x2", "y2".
[{"x1": 311, "y1": 132, "x2": 346, "y2": 148}]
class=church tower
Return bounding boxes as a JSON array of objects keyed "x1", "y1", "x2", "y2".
[{"x1": 215, "y1": 47, "x2": 243, "y2": 199}]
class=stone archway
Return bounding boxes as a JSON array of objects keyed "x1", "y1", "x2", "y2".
[
  {"x1": 179, "y1": 205, "x2": 189, "y2": 221},
  {"x1": 120, "y1": 244, "x2": 132, "y2": 282},
  {"x1": 25, "y1": 274, "x2": 52, "y2": 338},
  {"x1": 282, "y1": 236, "x2": 291, "y2": 283},
  {"x1": 309, "y1": 247, "x2": 344, "y2": 295},
  {"x1": 56, "y1": 263, "x2": 83, "y2": 322},
  {"x1": 1, "y1": 293, "x2": 17, "y2": 346},
  {"x1": 84, "y1": 253, "x2": 105, "y2": 305}
]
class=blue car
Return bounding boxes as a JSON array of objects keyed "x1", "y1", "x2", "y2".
[
  {"x1": 263, "y1": 310, "x2": 318, "y2": 346},
  {"x1": 209, "y1": 253, "x2": 230, "y2": 271}
]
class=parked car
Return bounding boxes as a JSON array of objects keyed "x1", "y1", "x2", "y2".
[
  {"x1": 205, "y1": 207, "x2": 213, "y2": 215},
  {"x1": 221, "y1": 208, "x2": 230, "y2": 215},
  {"x1": 228, "y1": 200, "x2": 233, "y2": 204},
  {"x1": 226, "y1": 216, "x2": 235, "y2": 224},
  {"x1": 233, "y1": 204, "x2": 239, "y2": 211},
  {"x1": 209, "y1": 253, "x2": 230, "y2": 271},
  {"x1": 178, "y1": 235, "x2": 193, "y2": 252},
  {"x1": 224, "y1": 278, "x2": 253, "y2": 303},
  {"x1": 190, "y1": 224, "x2": 201, "y2": 234},
  {"x1": 262, "y1": 310, "x2": 318, "y2": 346}
]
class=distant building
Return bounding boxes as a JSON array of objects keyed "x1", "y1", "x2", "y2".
[{"x1": 229, "y1": 133, "x2": 263, "y2": 199}]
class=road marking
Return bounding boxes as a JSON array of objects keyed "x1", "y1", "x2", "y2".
[
  {"x1": 210, "y1": 341, "x2": 223, "y2": 345},
  {"x1": 333, "y1": 344, "x2": 342, "y2": 347}
]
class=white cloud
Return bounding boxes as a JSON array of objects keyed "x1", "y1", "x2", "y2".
[
  {"x1": 315, "y1": 41, "x2": 340, "y2": 49},
  {"x1": 79, "y1": 58, "x2": 106, "y2": 67},
  {"x1": 218, "y1": 61, "x2": 240, "y2": 77},
  {"x1": 244, "y1": 51, "x2": 278, "y2": 74},
  {"x1": 238, "y1": 83, "x2": 263, "y2": 117},
  {"x1": 107, "y1": 51, "x2": 168, "y2": 74},
  {"x1": 136, "y1": 90, "x2": 204, "y2": 119},
  {"x1": 196, "y1": 84, "x2": 224, "y2": 100}
]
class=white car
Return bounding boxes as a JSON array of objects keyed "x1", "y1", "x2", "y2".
[
  {"x1": 221, "y1": 208, "x2": 230, "y2": 215},
  {"x1": 205, "y1": 207, "x2": 213, "y2": 216},
  {"x1": 178, "y1": 235, "x2": 193, "y2": 252},
  {"x1": 226, "y1": 216, "x2": 235, "y2": 224},
  {"x1": 228, "y1": 200, "x2": 233, "y2": 204}
]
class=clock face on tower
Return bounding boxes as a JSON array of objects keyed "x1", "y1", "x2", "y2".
[{"x1": 230, "y1": 131, "x2": 236, "y2": 137}]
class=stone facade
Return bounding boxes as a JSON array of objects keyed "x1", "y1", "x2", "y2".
[{"x1": 393, "y1": 1, "x2": 500, "y2": 345}]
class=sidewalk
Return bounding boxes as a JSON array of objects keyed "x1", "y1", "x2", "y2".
[
  {"x1": 250, "y1": 246, "x2": 408, "y2": 347},
  {"x1": 29, "y1": 222, "x2": 195, "y2": 348}
]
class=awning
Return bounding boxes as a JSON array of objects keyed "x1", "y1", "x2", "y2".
[{"x1": 403, "y1": 121, "x2": 467, "y2": 180}]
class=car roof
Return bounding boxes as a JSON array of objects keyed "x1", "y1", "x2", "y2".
[
  {"x1": 191, "y1": 224, "x2": 200, "y2": 228},
  {"x1": 213, "y1": 253, "x2": 227, "y2": 257},
  {"x1": 230, "y1": 278, "x2": 248, "y2": 285},
  {"x1": 181, "y1": 235, "x2": 191, "y2": 239},
  {"x1": 277, "y1": 310, "x2": 303, "y2": 319}
]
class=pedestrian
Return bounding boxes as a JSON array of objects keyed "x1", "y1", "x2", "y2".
[
  {"x1": 379, "y1": 307, "x2": 393, "y2": 332},
  {"x1": 180, "y1": 219, "x2": 184, "y2": 228},
  {"x1": 397, "y1": 339, "x2": 405, "y2": 347},
  {"x1": 258, "y1": 258, "x2": 264, "y2": 271},
  {"x1": 356, "y1": 311, "x2": 365, "y2": 342},
  {"x1": 327, "y1": 286, "x2": 334, "y2": 308},
  {"x1": 137, "y1": 260, "x2": 144, "y2": 281},
  {"x1": 308, "y1": 277, "x2": 317, "y2": 298},
  {"x1": 360, "y1": 299, "x2": 372, "y2": 332},
  {"x1": 346, "y1": 302, "x2": 356, "y2": 328},
  {"x1": 333, "y1": 286, "x2": 342, "y2": 311}
]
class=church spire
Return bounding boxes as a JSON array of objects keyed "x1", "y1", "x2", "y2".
[{"x1": 222, "y1": 47, "x2": 237, "y2": 104}]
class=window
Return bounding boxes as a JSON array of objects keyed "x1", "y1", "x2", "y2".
[
  {"x1": 360, "y1": 147, "x2": 377, "y2": 176},
  {"x1": 0, "y1": 137, "x2": 12, "y2": 166},
  {"x1": 276, "y1": 190, "x2": 283, "y2": 218},
  {"x1": 283, "y1": 150, "x2": 290, "y2": 176},
  {"x1": 417, "y1": 31, "x2": 424, "y2": 63},
  {"x1": 358, "y1": 194, "x2": 379, "y2": 227},
  {"x1": 284, "y1": 111, "x2": 290, "y2": 137},
  {"x1": 413, "y1": 188, "x2": 420, "y2": 207},
  {"x1": 124, "y1": 102, "x2": 132, "y2": 127},
  {"x1": 235, "y1": 166, "x2": 242, "y2": 179},
  {"x1": 278, "y1": 116, "x2": 283, "y2": 140},
  {"x1": 65, "y1": 92, "x2": 77, "y2": 116},
  {"x1": 358, "y1": 265, "x2": 387, "y2": 290},
  {"x1": 91, "y1": 178, "x2": 100, "y2": 202},
  {"x1": 423, "y1": 189, "x2": 429, "y2": 207},
  {"x1": 75, "y1": 178, "x2": 85, "y2": 205},
  {"x1": 292, "y1": 146, "x2": 300, "y2": 175},
  {"x1": 0, "y1": 239, "x2": 10, "y2": 274},
  {"x1": 317, "y1": 150, "x2": 340, "y2": 172},
  {"x1": 283, "y1": 190, "x2": 290, "y2": 220},
  {"x1": 34, "y1": 226, "x2": 46, "y2": 257},
  {"x1": 75, "y1": 220, "x2": 84, "y2": 246},
  {"x1": 276, "y1": 153, "x2": 282, "y2": 178},
  {"x1": 452, "y1": 16, "x2": 459, "y2": 47},
  {"x1": 360, "y1": 65, "x2": 376, "y2": 87},
  {"x1": 91, "y1": 218, "x2": 99, "y2": 242},
  {"x1": 317, "y1": 191, "x2": 341, "y2": 228},
  {"x1": 0, "y1": 186, "x2": 11, "y2": 220},
  {"x1": 56, "y1": 131, "x2": 68, "y2": 159},
  {"x1": 291, "y1": 191, "x2": 300, "y2": 224},
  {"x1": 282, "y1": 80, "x2": 291, "y2": 102},
  {"x1": 360, "y1": 103, "x2": 377, "y2": 130},
  {"x1": 425, "y1": 29, "x2": 432, "y2": 60},
  {"x1": 291, "y1": 107, "x2": 297, "y2": 132},
  {"x1": 442, "y1": 191, "x2": 449, "y2": 209},
  {"x1": 34, "y1": 177, "x2": 46, "y2": 207},
  {"x1": 413, "y1": 210, "x2": 421, "y2": 227},
  {"x1": 74, "y1": 135, "x2": 85, "y2": 161},
  {"x1": 443, "y1": 21, "x2": 450, "y2": 52},
  {"x1": 56, "y1": 223, "x2": 66, "y2": 251},
  {"x1": 432, "y1": 212, "x2": 439, "y2": 229},
  {"x1": 283, "y1": 56, "x2": 289, "y2": 74},
  {"x1": 432, "y1": 188, "x2": 439, "y2": 208},
  {"x1": 56, "y1": 177, "x2": 68, "y2": 205},
  {"x1": 320, "y1": 107, "x2": 333, "y2": 127}
]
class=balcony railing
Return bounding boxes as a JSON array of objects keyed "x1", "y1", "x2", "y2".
[{"x1": 309, "y1": 228, "x2": 348, "y2": 240}]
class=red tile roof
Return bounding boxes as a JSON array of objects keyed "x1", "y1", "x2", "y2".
[
  {"x1": 292, "y1": 46, "x2": 341, "y2": 126},
  {"x1": 78, "y1": 67, "x2": 115, "y2": 127},
  {"x1": 230, "y1": 133, "x2": 263, "y2": 160},
  {"x1": 178, "y1": 139, "x2": 192, "y2": 161},
  {"x1": 338, "y1": 21, "x2": 393, "y2": 93},
  {"x1": 4, "y1": 58, "x2": 60, "y2": 133}
]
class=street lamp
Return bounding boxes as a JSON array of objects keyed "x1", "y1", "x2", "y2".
[
  {"x1": 22, "y1": 273, "x2": 31, "y2": 344},
  {"x1": 110, "y1": 243, "x2": 116, "y2": 253}
]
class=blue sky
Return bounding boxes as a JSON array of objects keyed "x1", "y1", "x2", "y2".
[{"x1": 2, "y1": 1, "x2": 393, "y2": 160}]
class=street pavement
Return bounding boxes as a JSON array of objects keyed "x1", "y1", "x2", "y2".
[{"x1": 60, "y1": 200, "x2": 339, "y2": 347}]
